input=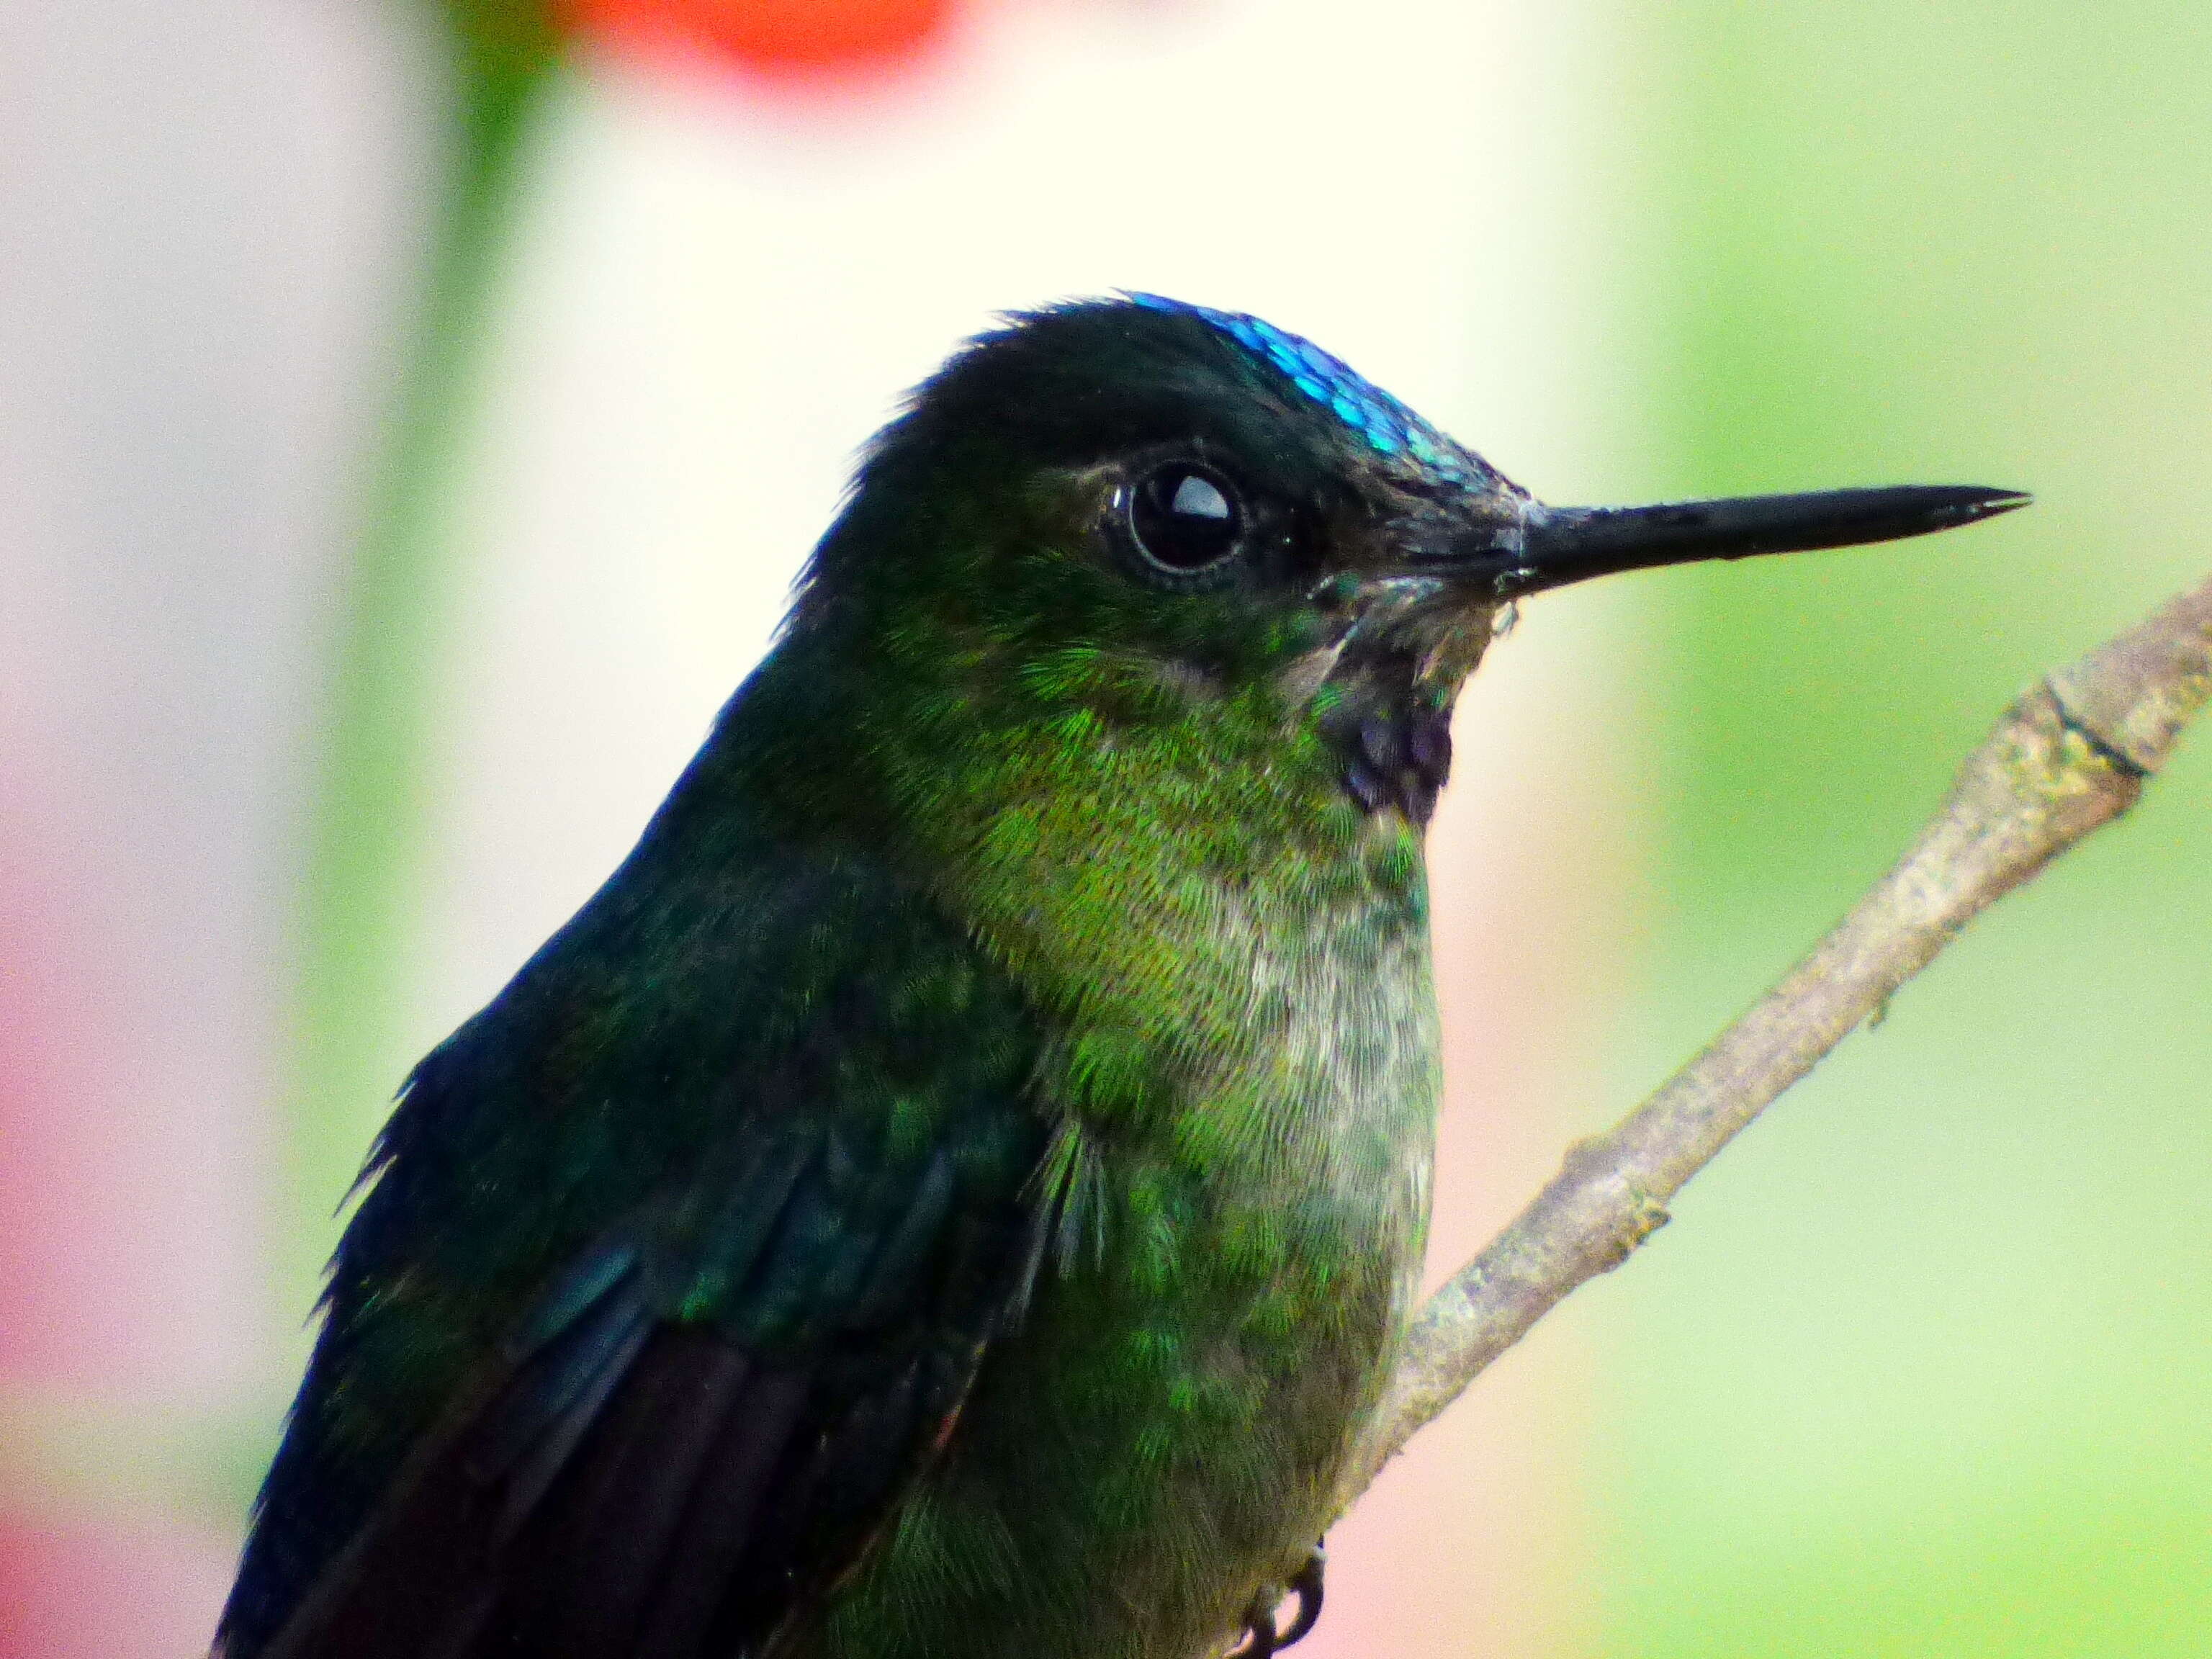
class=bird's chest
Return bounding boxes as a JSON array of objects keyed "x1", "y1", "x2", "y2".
[
  {"x1": 1040, "y1": 886, "x2": 1437, "y2": 1493},
  {"x1": 827, "y1": 827, "x2": 1442, "y2": 1659},
  {"x1": 1025, "y1": 840, "x2": 1442, "y2": 1421},
  {"x1": 866, "y1": 899, "x2": 1439, "y2": 1659},
  {"x1": 1097, "y1": 904, "x2": 1440, "y2": 1447}
]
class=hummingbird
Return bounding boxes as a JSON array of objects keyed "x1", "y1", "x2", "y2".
[{"x1": 217, "y1": 295, "x2": 2023, "y2": 1659}]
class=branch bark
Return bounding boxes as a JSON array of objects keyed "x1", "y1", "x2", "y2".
[{"x1": 1343, "y1": 568, "x2": 2212, "y2": 1506}]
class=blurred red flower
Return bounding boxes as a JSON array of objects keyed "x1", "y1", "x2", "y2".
[{"x1": 567, "y1": 0, "x2": 960, "y2": 77}]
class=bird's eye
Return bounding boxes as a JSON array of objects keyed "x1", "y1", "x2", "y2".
[{"x1": 1126, "y1": 462, "x2": 1246, "y2": 576}]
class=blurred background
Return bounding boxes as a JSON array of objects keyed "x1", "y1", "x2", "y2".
[{"x1": 2, "y1": 1, "x2": 2208, "y2": 1654}]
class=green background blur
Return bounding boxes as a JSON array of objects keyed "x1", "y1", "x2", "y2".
[{"x1": 1601, "y1": 4, "x2": 2212, "y2": 1653}]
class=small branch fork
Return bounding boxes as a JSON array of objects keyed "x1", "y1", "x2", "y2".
[{"x1": 1342, "y1": 569, "x2": 2212, "y2": 1506}]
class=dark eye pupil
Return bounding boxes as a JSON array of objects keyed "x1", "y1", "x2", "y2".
[{"x1": 1130, "y1": 463, "x2": 1243, "y2": 571}]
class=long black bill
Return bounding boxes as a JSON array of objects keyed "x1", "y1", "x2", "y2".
[{"x1": 1491, "y1": 484, "x2": 2028, "y2": 598}]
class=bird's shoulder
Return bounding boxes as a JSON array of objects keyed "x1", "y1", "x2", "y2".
[{"x1": 225, "y1": 814, "x2": 1068, "y2": 1659}]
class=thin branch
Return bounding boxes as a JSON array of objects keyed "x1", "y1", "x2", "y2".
[{"x1": 1344, "y1": 569, "x2": 2212, "y2": 1504}]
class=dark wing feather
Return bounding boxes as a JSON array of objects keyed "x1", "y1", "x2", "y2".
[
  {"x1": 256, "y1": 1105, "x2": 1051, "y2": 1659},
  {"x1": 223, "y1": 837, "x2": 1056, "y2": 1659}
]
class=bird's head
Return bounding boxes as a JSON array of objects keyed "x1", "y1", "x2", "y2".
[{"x1": 776, "y1": 297, "x2": 2024, "y2": 833}]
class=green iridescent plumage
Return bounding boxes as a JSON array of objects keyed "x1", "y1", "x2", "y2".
[{"x1": 220, "y1": 297, "x2": 2023, "y2": 1659}]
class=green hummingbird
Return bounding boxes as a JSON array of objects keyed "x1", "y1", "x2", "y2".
[{"x1": 217, "y1": 295, "x2": 2023, "y2": 1659}]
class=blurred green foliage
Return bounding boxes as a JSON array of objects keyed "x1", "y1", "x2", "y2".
[
  {"x1": 283, "y1": 7, "x2": 561, "y2": 1325},
  {"x1": 1595, "y1": 4, "x2": 2212, "y2": 1654}
]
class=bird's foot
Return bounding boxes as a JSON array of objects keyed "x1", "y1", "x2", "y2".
[{"x1": 1228, "y1": 1542, "x2": 1326, "y2": 1659}]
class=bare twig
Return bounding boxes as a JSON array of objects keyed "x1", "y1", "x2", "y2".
[{"x1": 1343, "y1": 570, "x2": 2212, "y2": 1505}]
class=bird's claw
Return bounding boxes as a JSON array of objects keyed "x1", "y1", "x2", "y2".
[
  {"x1": 1230, "y1": 1604, "x2": 1279, "y2": 1659},
  {"x1": 1228, "y1": 1542, "x2": 1325, "y2": 1659},
  {"x1": 1277, "y1": 1547, "x2": 1325, "y2": 1649}
]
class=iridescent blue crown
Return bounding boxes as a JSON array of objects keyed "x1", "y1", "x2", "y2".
[{"x1": 1128, "y1": 292, "x2": 1473, "y2": 484}]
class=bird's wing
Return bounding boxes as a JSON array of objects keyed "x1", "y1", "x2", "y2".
[{"x1": 225, "y1": 846, "x2": 1062, "y2": 1659}]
